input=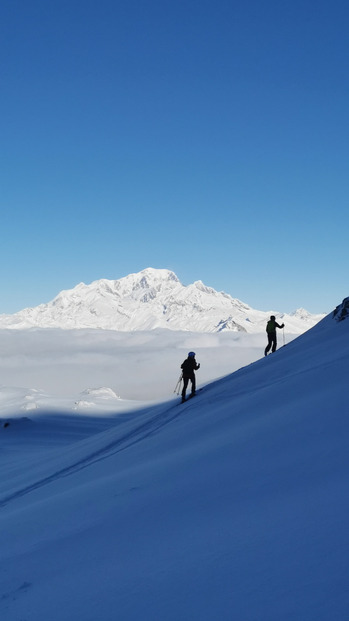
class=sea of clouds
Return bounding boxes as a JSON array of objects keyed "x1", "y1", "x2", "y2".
[{"x1": 0, "y1": 328, "x2": 289, "y2": 408}]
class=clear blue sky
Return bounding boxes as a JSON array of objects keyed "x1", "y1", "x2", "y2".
[{"x1": 1, "y1": 0, "x2": 348, "y2": 314}]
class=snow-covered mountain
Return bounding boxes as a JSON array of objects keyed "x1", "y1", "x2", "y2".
[
  {"x1": 0, "y1": 300, "x2": 348, "y2": 621},
  {"x1": 0, "y1": 267, "x2": 325, "y2": 333}
]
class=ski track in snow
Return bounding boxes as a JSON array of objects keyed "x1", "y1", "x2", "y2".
[{"x1": 0, "y1": 393, "x2": 203, "y2": 507}]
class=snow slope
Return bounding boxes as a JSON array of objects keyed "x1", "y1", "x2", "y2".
[
  {"x1": 0, "y1": 267, "x2": 325, "y2": 332},
  {"x1": 0, "y1": 300, "x2": 348, "y2": 620}
]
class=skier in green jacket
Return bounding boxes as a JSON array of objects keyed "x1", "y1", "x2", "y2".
[{"x1": 264, "y1": 316, "x2": 285, "y2": 356}]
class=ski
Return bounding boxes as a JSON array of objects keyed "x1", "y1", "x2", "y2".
[{"x1": 179, "y1": 387, "x2": 204, "y2": 404}]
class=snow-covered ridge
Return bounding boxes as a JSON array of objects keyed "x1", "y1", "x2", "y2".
[
  {"x1": 333, "y1": 297, "x2": 349, "y2": 322},
  {"x1": 0, "y1": 267, "x2": 325, "y2": 333}
]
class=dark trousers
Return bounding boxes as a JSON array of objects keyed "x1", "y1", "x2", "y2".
[
  {"x1": 265, "y1": 333, "x2": 277, "y2": 355},
  {"x1": 182, "y1": 374, "x2": 196, "y2": 399}
]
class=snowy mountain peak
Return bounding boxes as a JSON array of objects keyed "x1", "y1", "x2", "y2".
[
  {"x1": 193, "y1": 280, "x2": 215, "y2": 294},
  {"x1": 118, "y1": 267, "x2": 180, "y2": 290},
  {"x1": 290, "y1": 308, "x2": 312, "y2": 319},
  {"x1": 0, "y1": 268, "x2": 325, "y2": 333}
]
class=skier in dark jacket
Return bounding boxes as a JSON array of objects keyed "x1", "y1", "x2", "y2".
[
  {"x1": 264, "y1": 316, "x2": 285, "y2": 356},
  {"x1": 181, "y1": 352, "x2": 200, "y2": 402}
]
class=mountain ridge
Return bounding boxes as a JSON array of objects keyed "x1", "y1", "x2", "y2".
[{"x1": 0, "y1": 267, "x2": 326, "y2": 333}]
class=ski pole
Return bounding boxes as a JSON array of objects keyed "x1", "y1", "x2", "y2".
[
  {"x1": 174, "y1": 374, "x2": 183, "y2": 395},
  {"x1": 283, "y1": 327, "x2": 286, "y2": 346}
]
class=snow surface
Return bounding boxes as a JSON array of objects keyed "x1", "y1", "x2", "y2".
[
  {"x1": 0, "y1": 268, "x2": 325, "y2": 332},
  {"x1": 0, "y1": 304, "x2": 348, "y2": 620}
]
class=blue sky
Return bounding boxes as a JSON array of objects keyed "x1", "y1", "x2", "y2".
[{"x1": 1, "y1": 0, "x2": 348, "y2": 315}]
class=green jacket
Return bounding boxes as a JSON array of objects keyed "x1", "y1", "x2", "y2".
[{"x1": 266, "y1": 319, "x2": 284, "y2": 334}]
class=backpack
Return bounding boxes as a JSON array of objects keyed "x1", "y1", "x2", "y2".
[{"x1": 266, "y1": 320, "x2": 275, "y2": 333}]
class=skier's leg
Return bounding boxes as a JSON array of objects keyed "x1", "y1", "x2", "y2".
[
  {"x1": 182, "y1": 377, "x2": 189, "y2": 401},
  {"x1": 191, "y1": 374, "x2": 196, "y2": 396},
  {"x1": 265, "y1": 334, "x2": 273, "y2": 356}
]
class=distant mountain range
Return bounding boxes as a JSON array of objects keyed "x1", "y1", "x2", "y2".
[{"x1": 0, "y1": 268, "x2": 326, "y2": 333}]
